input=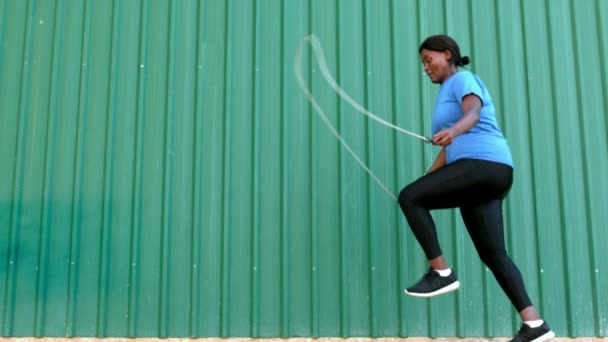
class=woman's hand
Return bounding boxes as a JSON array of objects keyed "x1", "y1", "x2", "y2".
[{"x1": 432, "y1": 128, "x2": 456, "y2": 146}]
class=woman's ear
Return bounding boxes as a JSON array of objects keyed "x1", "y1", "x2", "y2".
[{"x1": 443, "y1": 50, "x2": 452, "y2": 62}]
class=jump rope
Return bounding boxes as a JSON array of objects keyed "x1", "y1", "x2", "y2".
[{"x1": 294, "y1": 34, "x2": 431, "y2": 201}]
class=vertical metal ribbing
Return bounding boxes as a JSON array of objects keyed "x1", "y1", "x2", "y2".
[
  {"x1": 96, "y1": 0, "x2": 119, "y2": 335},
  {"x1": 250, "y1": 0, "x2": 260, "y2": 336},
  {"x1": 589, "y1": 0, "x2": 608, "y2": 335},
  {"x1": 334, "y1": 0, "x2": 346, "y2": 337},
  {"x1": 35, "y1": 0, "x2": 62, "y2": 336},
  {"x1": 0, "y1": 8, "x2": 11, "y2": 332},
  {"x1": 2, "y1": 0, "x2": 35, "y2": 334},
  {"x1": 545, "y1": 0, "x2": 571, "y2": 334},
  {"x1": 127, "y1": 0, "x2": 149, "y2": 336},
  {"x1": 307, "y1": 0, "x2": 318, "y2": 337},
  {"x1": 279, "y1": 0, "x2": 288, "y2": 335},
  {"x1": 567, "y1": 0, "x2": 603, "y2": 335},
  {"x1": 518, "y1": 0, "x2": 543, "y2": 328},
  {"x1": 189, "y1": 0, "x2": 203, "y2": 336},
  {"x1": 219, "y1": 0, "x2": 231, "y2": 336},
  {"x1": 387, "y1": 0, "x2": 404, "y2": 336},
  {"x1": 65, "y1": 0, "x2": 93, "y2": 335},
  {"x1": 158, "y1": 0, "x2": 176, "y2": 337},
  {"x1": 360, "y1": 0, "x2": 374, "y2": 335}
]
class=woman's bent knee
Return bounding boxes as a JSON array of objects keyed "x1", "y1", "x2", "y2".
[{"x1": 398, "y1": 186, "x2": 414, "y2": 208}]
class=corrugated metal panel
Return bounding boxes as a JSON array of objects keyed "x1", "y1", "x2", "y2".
[{"x1": 1, "y1": 0, "x2": 607, "y2": 338}]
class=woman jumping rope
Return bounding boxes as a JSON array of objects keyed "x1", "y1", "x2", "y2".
[{"x1": 399, "y1": 35, "x2": 555, "y2": 342}]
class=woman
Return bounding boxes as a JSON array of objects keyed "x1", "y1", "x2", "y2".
[{"x1": 398, "y1": 35, "x2": 554, "y2": 342}]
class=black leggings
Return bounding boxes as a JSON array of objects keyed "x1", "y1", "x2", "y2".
[{"x1": 398, "y1": 158, "x2": 532, "y2": 312}]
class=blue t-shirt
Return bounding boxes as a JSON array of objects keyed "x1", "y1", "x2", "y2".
[{"x1": 431, "y1": 71, "x2": 513, "y2": 167}]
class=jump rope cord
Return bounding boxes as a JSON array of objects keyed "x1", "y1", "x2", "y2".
[{"x1": 294, "y1": 34, "x2": 430, "y2": 202}]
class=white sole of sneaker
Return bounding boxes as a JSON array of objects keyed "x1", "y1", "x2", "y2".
[
  {"x1": 404, "y1": 280, "x2": 460, "y2": 297},
  {"x1": 531, "y1": 331, "x2": 555, "y2": 342}
]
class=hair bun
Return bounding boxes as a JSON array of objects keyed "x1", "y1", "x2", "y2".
[{"x1": 461, "y1": 56, "x2": 471, "y2": 66}]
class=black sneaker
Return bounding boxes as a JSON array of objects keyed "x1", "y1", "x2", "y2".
[
  {"x1": 509, "y1": 322, "x2": 555, "y2": 342},
  {"x1": 404, "y1": 268, "x2": 460, "y2": 297}
]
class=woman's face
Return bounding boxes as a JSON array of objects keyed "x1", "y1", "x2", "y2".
[{"x1": 420, "y1": 49, "x2": 452, "y2": 83}]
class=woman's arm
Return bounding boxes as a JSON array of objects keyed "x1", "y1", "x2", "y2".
[{"x1": 432, "y1": 94, "x2": 482, "y2": 146}]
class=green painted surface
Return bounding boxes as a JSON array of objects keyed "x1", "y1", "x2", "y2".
[{"x1": 1, "y1": 0, "x2": 607, "y2": 338}]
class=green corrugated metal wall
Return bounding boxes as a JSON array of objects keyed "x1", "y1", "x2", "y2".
[{"x1": 1, "y1": 0, "x2": 607, "y2": 338}]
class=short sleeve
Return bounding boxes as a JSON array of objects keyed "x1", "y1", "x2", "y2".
[{"x1": 450, "y1": 72, "x2": 484, "y2": 105}]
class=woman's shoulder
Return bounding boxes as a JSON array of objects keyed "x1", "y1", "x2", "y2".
[
  {"x1": 450, "y1": 70, "x2": 486, "y2": 90},
  {"x1": 452, "y1": 70, "x2": 477, "y2": 81}
]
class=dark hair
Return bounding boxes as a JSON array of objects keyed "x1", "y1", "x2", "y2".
[{"x1": 419, "y1": 35, "x2": 470, "y2": 67}]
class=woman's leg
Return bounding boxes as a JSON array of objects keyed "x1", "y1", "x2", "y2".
[
  {"x1": 399, "y1": 159, "x2": 515, "y2": 296},
  {"x1": 458, "y1": 200, "x2": 559, "y2": 342},
  {"x1": 398, "y1": 159, "x2": 513, "y2": 260},
  {"x1": 460, "y1": 200, "x2": 534, "y2": 314}
]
